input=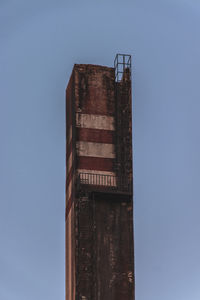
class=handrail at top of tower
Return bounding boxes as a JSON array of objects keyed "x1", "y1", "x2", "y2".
[{"x1": 114, "y1": 53, "x2": 132, "y2": 82}]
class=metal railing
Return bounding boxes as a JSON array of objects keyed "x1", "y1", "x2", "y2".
[
  {"x1": 114, "y1": 54, "x2": 131, "y2": 82},
  {"x1": 77, "y1": 172, "x2": 132, "y2": 193}
]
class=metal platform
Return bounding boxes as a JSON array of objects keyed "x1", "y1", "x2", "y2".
[{"x1": 76, "y1": 172, "x2": 132, "y2": 196}]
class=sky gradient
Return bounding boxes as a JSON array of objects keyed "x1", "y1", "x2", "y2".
[{"x1": 1, "y1": 0, "x2": 200, "y2": 299}]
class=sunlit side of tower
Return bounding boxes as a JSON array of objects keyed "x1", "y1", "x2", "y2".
[{"x1": 65, "y1": 54, "x2": 134, "y2": 300}]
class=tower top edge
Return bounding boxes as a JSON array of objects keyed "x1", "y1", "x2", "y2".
[{"x1": 73, "y1": 64, "x2": 114, "y2": 71}]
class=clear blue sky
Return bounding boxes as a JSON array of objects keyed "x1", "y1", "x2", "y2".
[{"x1": 1, "y1": 0, "x2": 200, "y2": 299}]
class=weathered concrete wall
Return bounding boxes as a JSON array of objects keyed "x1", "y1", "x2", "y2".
[
  {"x1": 74, "y1": 65, "x2": 115, "y2": 115},
  {"x1": 74, "y1": 65, "x2": 116, "y2": 180},
  {"x1": 94, "y1": 197, "x2": 134, "y2": 300}
]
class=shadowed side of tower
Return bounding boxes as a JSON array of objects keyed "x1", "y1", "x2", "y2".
[{"x1": 66, "y1": 55, "x2": 134, "y2": 300}]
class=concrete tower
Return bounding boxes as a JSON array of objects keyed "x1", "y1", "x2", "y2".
[{"x1": 65, "y1": 54, "x2": 134, "y2": 300}]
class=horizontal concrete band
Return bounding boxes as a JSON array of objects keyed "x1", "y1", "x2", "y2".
[
  {"x1": 67, "y1": 151, "x2": 73, "y2": 173},
  {"x1": 77, "y1": 156, "x2": 114, "y2": 172},
  {"x1": 76, "y1": 141, "x2": 115, "y2": 159},
  {"x1": 66, "y1": 149, "x2": 73, "y2": 206},
  {"x1": 76, "y1": 127, "x2": 114, "y2": 144},
  {"x1": 66, "y1": 167, "x2": 73, "y2": 191},
  {"x1": 65, "y1": 195, "x2": 72, "y2": 220},
  {"x1": 76, "y1": 113, "x2": 115, "y2": 131},
  {"x1": 66, "y1": 180, "x2": 72, "y2": 203},
  {"x1": 66, "y1": 139, "x2": 72, "y2": 161},
  {"x1": 67, "y1": 126, "x2": 72, "y2": 145}
]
